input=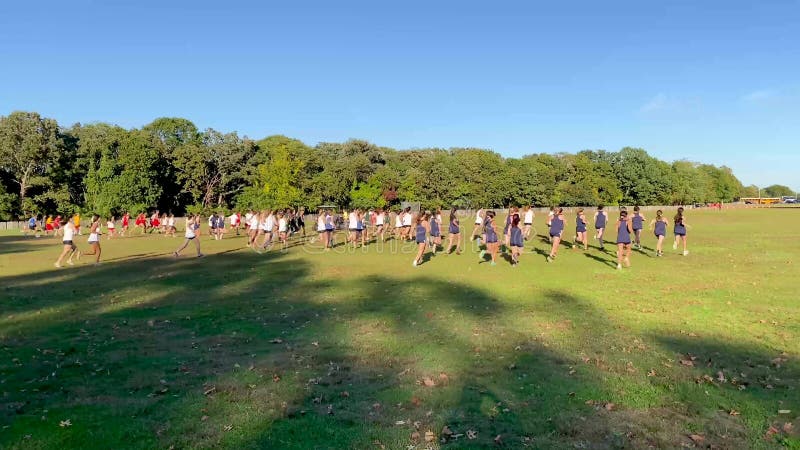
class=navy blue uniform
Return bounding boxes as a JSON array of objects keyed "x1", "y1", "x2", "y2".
[
  {"x1": 576, "y1": 216, "x2": 586, "y2": 233},
  {"x1": 654, "y1": 220, "x2": 666, "y2": 237},
  {"x1": 510, "y1": 227, "x2": 524, "y2": 247},
  {"x1": 415, "y1": 223, "x2": 427, "y2": 244},
  {"x1": 549, "y1": 216, "x2": 564, "y2": 237},
  {"x1": 632, "y1": 213, "x2": 644, "y2": 231},
  {"x1": 449, "y1": 217, "x2": 459, "y2": 234},
  {"x1": 616, "y1": 220, "x2": 631, "y2": 244},
  {"x1": 430, "y1": 218, "x2": 440, "y2": 237},
  {"x1": 485, "y1": 222, "x2": 498, "y2": 243},
  {"x1": 595, "y1": 212, "x2": 606, "y2": 229}
]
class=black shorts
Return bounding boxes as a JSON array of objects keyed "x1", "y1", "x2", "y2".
[
  {"x1": 524, "y1": 222, "x2": 532, "y2": 226},
  {"x1": 63, "y1": 240, "x2": 75, "y2": 248}
]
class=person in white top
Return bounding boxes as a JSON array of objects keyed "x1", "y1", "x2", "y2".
[
  {"x1": 54, "y1": 218, "x2": 82, "y2": 267},
  {"x1": 277, "y1": 211, "x2": 289, "y2": 250},
  {"x1": 82, "y1": 214, "x2": 103, "y2": 264},
  {"x1": 523, "y1": 206, "x2": 535, "y2": 240},
  {"x1": 375, "y1": 209, "x2": 386, "y2": 242},
  {"x1": 347, "y1": 210, "x2": 359, "y2": 247},
  {"x1": 247, "y1": 211, "x2": 260, "y2": 248},
  {"x1": 471, "y1": 208, "x2": 485, "y2": 243},
  {"x1": 174, "y1": 215, "x2": 203, "y2": 257},
  {"x1": 315, "y1": 208, "x2": 327, "y2": 247},
  {"x1": 401, "y1": 207, "x2": 413, "y2": 241},
  {"x1": 260, "y1": 211, "x2": 276, "y2": 250},
  {"x1": 229, "y1": 212, "x2": 239, "y2": 236},
  {"x1": 106, "y1": 216, "x2": 116, "y2": 239},
  {"x1": 394, "y1": 209, "x2": 403, "y2": 240},
  {"x1": 165, "y1": 214, "x2": 177, "y2": 237}
]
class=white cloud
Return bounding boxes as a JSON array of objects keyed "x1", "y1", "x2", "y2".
[
  {"x1": 640, "y1": 93, "x2": 670, "y2": 113},
  {"x1": 741, "y1": 89, "x2": 777, "y2": 102}
]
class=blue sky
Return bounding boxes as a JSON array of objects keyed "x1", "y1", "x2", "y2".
[{"x1": 1, "y1": 0, "x2": 798, "y2": 190}]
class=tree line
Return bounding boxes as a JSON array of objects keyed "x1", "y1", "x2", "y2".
[{"x1": 0, "y1": 111, "x2": 779, "y2": 220}]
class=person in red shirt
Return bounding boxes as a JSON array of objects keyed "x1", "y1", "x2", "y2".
[{"x1": 121, "y1": 212, "x2": 130, "y2": 237}]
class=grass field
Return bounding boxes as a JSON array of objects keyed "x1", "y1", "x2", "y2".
[{"x1": 1, "y1": 208, "x2": 798, "y2": 449}]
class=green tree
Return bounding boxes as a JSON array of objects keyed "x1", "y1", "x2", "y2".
[
  {"x1": 763, "y1": 184, "x2": 794, "y2": 198},
  {"x1": 238, "y1": 135, "x2": 306, "y2": 209},
  {"x1": 82, "y1": 127, "x2": 163, "y2": 216},
  {"x1": 0, "y1": 111, "x2": 61, "y2": 215}
]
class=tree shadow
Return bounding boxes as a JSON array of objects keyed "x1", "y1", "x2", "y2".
[
  {"x1": 1, "y1": 252, "x2": 795, "y2": 449},
  {"x1": 583, "y1": 251, "x2": 618, "y2": 269}
]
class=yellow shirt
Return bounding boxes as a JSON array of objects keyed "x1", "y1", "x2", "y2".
[{"x1": 73, "y1": 214, "x2": 80, "y2": 226}]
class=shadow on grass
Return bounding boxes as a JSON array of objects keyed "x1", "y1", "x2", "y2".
[{"x1": 0, "y1": 250, "x2": 797, "y2": 448}]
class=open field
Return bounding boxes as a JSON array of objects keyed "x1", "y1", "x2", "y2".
[{"x1": 1, "y1": 208, "x2": 798, "y2": 449}]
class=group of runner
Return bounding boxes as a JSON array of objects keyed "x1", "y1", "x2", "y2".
[{"x1": 40, "y1": 204, "x2": 689, "y2": 270}]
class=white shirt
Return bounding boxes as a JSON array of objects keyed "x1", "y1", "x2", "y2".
[
  {"x1": 106, "y1": 221, "x2": 115, "y2": 229},
  {"x1": 168, "y1": 217, "x2": 175, "y2": 227},
  {"x1": 395, "y1": 214, "x2": 402, "y2": 227},
  {"x1": 524, "y1": 210, "x2": 534, "y2": 224},
  {"x1": 63, "y1": 223, "x2": 75, "y2": 241},
  {"x1": 265, "y1": 215, "x2": 275, "y2": 230},
  {"x1": 317, "y1": 215, "x2": 326, "y2": 231},
  {"x1": 278, "y1": 218, "x2": 287, "y2": 232},
  {"x1": 249, "y1": 216, "x2": 259, "y2": 230},
  {"x1": 376, "y1": 213, "x2": 385, "y2": 225},
  {"x1": 349, "y1": 212, "x2": 358, "y2": 229},
  {"x1": 475, "y1": 211, "x2": 483, "y2": 225},
  {"x1": 402, "y1": 213, "x2": 412, "y2": 226},
  {"x1": 245, "y1": 212, "x2": 253, "y2": 223},
  {"x1": 230, "y1": 214, "x2": 238, "y2": 225},
  {"x1": 185, "y1": 220, "x2": 196, "y2": 238}
]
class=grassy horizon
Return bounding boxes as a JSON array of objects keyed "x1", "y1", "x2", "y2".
[{"x1": 1, "y1": 208, "x2": 798, "y2": 449}]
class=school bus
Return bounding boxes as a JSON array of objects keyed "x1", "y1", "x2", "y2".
[{"x1": 740, "y1": 197, "x2": 782, "y2": 205}]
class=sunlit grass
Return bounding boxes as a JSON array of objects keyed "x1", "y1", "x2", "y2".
[{"x1": 1, "y1": 208, "x2": 798, "y2": 448}]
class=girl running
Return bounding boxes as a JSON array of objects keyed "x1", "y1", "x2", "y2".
[
  {"x1": 54, "y1": 218, "x2": 81, "y2": 267},
  {"x1": 174, "y1": 215, "x2": 203, "y2": 257},
  {"x1": 673, "y1": 207, "x2": 689, "y2": 255},
  {"x1": 546, "y1": 208, "x2": 566, "y2": 263},
  {"x1": 523, "y1": 206, "x2": 534, "y2": 240},
  {"x1": 503, "y1": 207, "x2": 517, "y2": 252},
  {"x1": 375, "y1": 209, "x2": 386, "y2": 242},
  {"x1": 615, "y1": 210, "x2": 633, "y2": 269},
  {"x1": 509, "y1": 213, "x2": 524, "y2": 266},
  {"x1": 121, "y1": 212, "x2": 130, "y2": 237},
  {"x1": 594, "y1": 205, "x2": 608, "y2": 250},
  {"x1": 402, "y1": 207, "x2": 413, "y2": 240},
  {"x1": 135, "y1": 212, "x2": 147, "y2": 234},
  {"x1": 631, "y1": 206, "x2": 645, "y2": 249},
  {"x1": 348, "y1": 209, "x2": 359, "y2": 248},
  {"x1": 429, "y1": 208, "x2": 442, "y2": 254},
  {"x1": 53, "y1": 215, "x2": 63, "y2": 237},
  {"x1": 574, "y1": 208, "x2": 588, "y2": 250},
  {"x1": 479, "y1": 211, "x2": 499, "y2": 266},
  {"x1": 316, "y1": 209, "x2": 327, "y2": 247},
  {"x1": 650, "y1": 210, "x2": 669, "y2": 257},
  {"x1": 106, "y1": 216, "x2": 116, "y2": 238},
  {"x1": 471, "y1": 208, "x2": 485, "y2": 244},
  {"x1": 277, "y1": 211, "x2": 288, "y2": 250},
  {"x1": 445, "y1": 207, "x2": 462, "y2": 255},
  {"x1": 247, "y1": 210, "x2": 260, "y2": 247},
  {"x1": 393, "y1": 209, "x2": 403, "y2": 240},
  {"x1": 324, "y1": 209, "x2": 335, "y2": 249},
  {"x1": 412, "y1": 212, "x2": 430, "y2": 267},
  {"x1": 166, "y1": 214, "x2": 176, "y2": 237},
  {"x1": 45, "y1": 215, "x2": 54, "y2": 236},
  {"x1": 150, "y1": 211, "x2": 160, "y2": 234},
  {"x1": 83, "y1": 214, "x2": 103, "y2": 264}
]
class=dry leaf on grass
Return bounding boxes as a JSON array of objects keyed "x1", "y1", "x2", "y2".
[
  {"x1": 424, "y1": 430, "x2": 435, "y2": 442},
  {"x1": 59, "y1": 419, "x2": 71, "y2": 427},
  {"x1": 783, "y1": 422, "x2": 794, "y2": 433},
  {"x1": 442, "y1": 425, "x2": 453, "y2": 436},
  {"x1": 422, "y1": 377, "x2": 436, "y2": 387},
  {"x1": 688, "y1": 434, "x2": 704, "y2": 443},
  {"x1": 411, "y1": 431, "x2": 421, "y2": 442},
  {"x1": 467, "y1": 430, "x2": 478, "y2": 440},
  {"x1": 764, "y1": 425, "x2": 779, "y2": 440}
]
